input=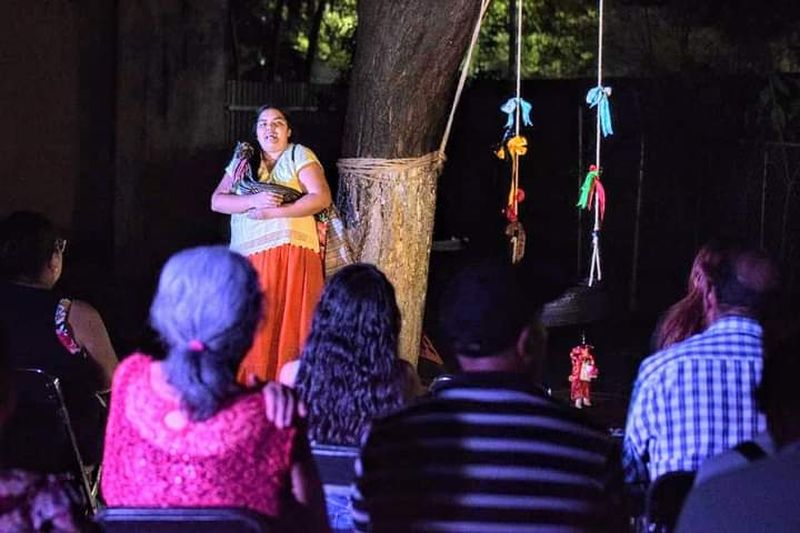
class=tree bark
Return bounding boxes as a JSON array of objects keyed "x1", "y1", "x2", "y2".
[
  {"x1": 339, "y1": 0, "x2": 483, "y2": 365},
  {"x1": 342, "y1": 0, "x2": 482, "y2": 158}
]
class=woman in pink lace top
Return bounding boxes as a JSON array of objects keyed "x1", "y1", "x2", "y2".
[{"x1": 101, "y1": 246, "x2": 327, "y2": 529}]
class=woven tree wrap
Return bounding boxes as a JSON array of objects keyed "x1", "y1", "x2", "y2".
[{"x1": 337, "y1": 152, "x2": 444, "y2": 366}]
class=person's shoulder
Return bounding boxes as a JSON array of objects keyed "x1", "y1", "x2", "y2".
[
  {"x1": 636, "y1": 336, "x2": 703, "y2": 385},
  {"x1": 68, "y1": 298, "x2": 104, "y2": 325},
  {"x1": 113, "y1": 353, "x2": 154, "y2": 385},
  {"x1": 292, "y1": 143, "x2": 320, "y2": 163}
]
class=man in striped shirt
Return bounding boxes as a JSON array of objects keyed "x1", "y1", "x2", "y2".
[
  {"x1": 352, "y1": 260, "x2": 622, "y2": 532},
  {"x1": 623, "y1": 247, "x2": 778, "y2": 488}
]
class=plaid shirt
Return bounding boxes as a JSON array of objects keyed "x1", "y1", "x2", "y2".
[{"x1": 623, "y1": 315, "x2": 766, "y2": 485}]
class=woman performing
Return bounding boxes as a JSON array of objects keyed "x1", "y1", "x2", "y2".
[{"x1": 212, "y1": 105, "x2": 331, "y2": 384}]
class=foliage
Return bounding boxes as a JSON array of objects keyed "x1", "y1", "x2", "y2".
[
  {"x1": 292, "y1": 0, "x2": 357, "y2": 75},
  {"x1": 474, "y1": 0, "x2": 598, "y2": 79},
  {"x1": 230, "y1": 0, "x2": 599, "y2": 82},
  {"x1": 230, "y1": 0, "x2": 357, "y2": 82}
]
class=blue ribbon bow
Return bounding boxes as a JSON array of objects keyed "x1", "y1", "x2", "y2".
[
  {"x1": 500, "y1": 97, "x2": 533, "y2": 134},
  {"x1": 585, "y1": 86, "x2": 614, "y2": 137}
]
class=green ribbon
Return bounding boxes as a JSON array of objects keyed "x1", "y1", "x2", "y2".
[{"x1": 577, "y1": 169, "x2": 599, "y2": 209}]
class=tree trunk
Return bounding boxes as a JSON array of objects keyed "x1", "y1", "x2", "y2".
[
  {"x1": 304, "y1": 0, "x2": 328, "y2": 81},
  {"x1": 339, "y1": 0, "x2": 483, "y2": 365},
  {"x1": 267, "y1": 0, "x2": 287, "y2": 81}
]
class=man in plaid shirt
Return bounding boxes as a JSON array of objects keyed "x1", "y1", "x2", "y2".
[{"x1": 623, "y1": 246, "x2": 778, "y2": 487}]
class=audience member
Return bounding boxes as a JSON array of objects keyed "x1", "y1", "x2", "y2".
[
  {"x1": 291, "y1": 263, "x2": 408, "y2": 446},
  {"x1": 624, "y1": 245, "x2": 778, "y2": 488},
  {"x1": 352, "y1": 259, "x2": 622, "y2": 532},
  {"x1": 0, "y1": 211, "x2": 117, "y2": 467},
  {"x1": 100, "y1": 246, "x2": 328, "y2": 530},
  {"x1": 0, "y1": 338, "x2": 83, "y2": 532},
  {"x1": 653, "y1": 242, "x2": 725, "y2": 350},
  {"x1": 676, "y1": 314, "x2": 800, "y2": 532},
  {"x1": 288, "y1": 263, "x2": 409, "y2": 532}
]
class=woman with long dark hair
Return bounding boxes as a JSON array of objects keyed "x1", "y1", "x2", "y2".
[
  {"x1": 653, "y1": 242, "x2": 725, "y2": 350},
  {"x1": 293, "y1": 263, "x2": 408, "y2": 446},
  {"x1": 211, "y1": 105, "x2": 331, "y2": 384}
]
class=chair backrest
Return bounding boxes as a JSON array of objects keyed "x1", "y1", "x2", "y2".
[
  {"x1": 0, "y1": 368, "x2": 96, "y2": 511},
  {"x1": 428, "y1": 374, "x2": 454, "y2": 393},
  {"x1": 95, "y1": 507, "x2": 273, "y2": 533},
  {"x1": 311, "y1": 444, "x2": 360, "y2": 487},
  {"x1": 646, "y1": 470, "x2": 696, "y2": 533}
]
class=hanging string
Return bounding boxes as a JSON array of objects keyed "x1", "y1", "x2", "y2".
[
  {"x1": 511, "y1": 0, "x2": 523, "y2": 232},
  {"x1": 583, "y1": 0, "x2": 611, "y2": 286},
  {"x1": 496, "y1": 0, "x2": 529, "y2": 264}
]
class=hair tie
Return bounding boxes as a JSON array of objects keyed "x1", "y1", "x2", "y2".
[{"x1": 187, "y1": 339, "x2": 205, "y2": 352}]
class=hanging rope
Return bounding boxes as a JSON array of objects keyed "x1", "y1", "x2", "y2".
[
  {"x1": 579, "y1": 0, "x2": 613, "y2": 286},
  {"x1": 493, "y1": 0, "x2": 530, "y2": 264},
  {"x1": 438, "y1": 0, "x2": 493, "y2": 158}
]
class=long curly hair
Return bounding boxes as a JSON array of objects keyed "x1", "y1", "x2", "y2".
[
  {"x1": 294, "y1": 263, "x2": 406, "y2": 445},
  {"x1": 654, "y1": 242, "x2": 725, "y2": 350},
  {"x1": 150, "y1": 246, "x2": 262, "y2": 421}
]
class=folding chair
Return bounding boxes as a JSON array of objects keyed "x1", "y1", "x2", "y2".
[
  {"x1": 95, "y1": 507, "x2": 273, "y2": 532},
  {"x1": 312, "y1": 444, "x2": 359, "y2": 532},
  {"x1": 0, "y1": 368, "x2": 98, "y2": 512},
  {"x1": 312, "y1": 444, "x2": 359, "y2": 487},
  {"x1": 645, "y1": 470, "x2": 696, "y2": 533}
]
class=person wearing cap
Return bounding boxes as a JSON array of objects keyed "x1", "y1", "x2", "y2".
[{"x1": 351, "y1": 259, "x2": 622, "y2": 532}]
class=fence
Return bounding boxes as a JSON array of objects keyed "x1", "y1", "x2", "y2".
[{"x1": 225, "y1": 80, "x2": 344, "y2": 144}]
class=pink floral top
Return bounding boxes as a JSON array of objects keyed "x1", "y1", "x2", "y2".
[{"x1": 101, "y1": 354, "x2": 295, "y2": 517}]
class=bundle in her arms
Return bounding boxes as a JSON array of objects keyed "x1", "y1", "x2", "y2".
[{"x1": 231, "y1": 141, "x2": 354, "y2": 277}]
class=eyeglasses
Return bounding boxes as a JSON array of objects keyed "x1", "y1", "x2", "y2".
[{"x1": 55, "y1": 238, "x2": 67, "y2": 254}]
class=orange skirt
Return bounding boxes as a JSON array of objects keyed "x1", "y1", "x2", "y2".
[{"x1": 237, "y1": 244, "x2": 323, "y2": 384}]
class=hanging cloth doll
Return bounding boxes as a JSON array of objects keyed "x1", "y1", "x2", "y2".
[{"x1": 568, "y1": 342, "x2": 599, "y2": 408}]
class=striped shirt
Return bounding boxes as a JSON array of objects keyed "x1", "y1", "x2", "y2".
[
  {"x1": 352, "y1": 373, "x2": 619, "y2": 532},
  {"x1": 623, "y1": 315, "x2": 766, "y2": 486}
]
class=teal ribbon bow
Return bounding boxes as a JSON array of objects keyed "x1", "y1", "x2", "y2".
[
  {"x1": 585, "y1": 86, "x2": 614, "y2": 137},
  {"x1": 500, "y1": 97, "x2": 533, "y2": 134}
]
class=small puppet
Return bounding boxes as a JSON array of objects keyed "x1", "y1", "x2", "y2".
[{"x1": 568, "y1": 338, "x2": 599, "y2": 409}]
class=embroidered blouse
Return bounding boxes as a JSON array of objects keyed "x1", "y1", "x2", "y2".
[{"x1": 227, "y1": 143, "x2": 321, "y2": 256}]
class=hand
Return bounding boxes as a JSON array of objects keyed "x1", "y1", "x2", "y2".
[
  {"x1": 247, "y1": 207, "x2": 280, "y2": 220},
  {"x1": 262, "y1": 381, "x2": 307, "y2": 429},
  {"x1": 250, "y1": 191, "x2": 283, "y2": 209}
]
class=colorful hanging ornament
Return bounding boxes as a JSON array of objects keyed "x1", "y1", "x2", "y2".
[
  {"x1": 568, "y1": 335, "x2": 599, "y2": 409},
  {"x1": 491, "y1": 0, "x2": 529, "y2": 264},
  {"x1": 576, "y1": 165, "x2": 606, "y2": 221},
  {"x1": 580, "y1": 0, "x2": 613, "y2": 287}
]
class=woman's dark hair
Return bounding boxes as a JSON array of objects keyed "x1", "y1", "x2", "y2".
[
  {"x1": 0, "y1": 211, "x2": 61, "y2": 281},
  {"x1": 248, "y1": 104, "x2": 294, "y2": 173},
  {"x1": 654, "y1": 241, "x2": 726, "y2": 350},
  {"x1": 149, "y1": 246, "x2": 263, "y2": 421},
  {"x1": 251, "y1": 104, "x2": 293, "y2": 137},
  {"x1": 294, "y1": 263, "x2": 406, "y2": 445}
]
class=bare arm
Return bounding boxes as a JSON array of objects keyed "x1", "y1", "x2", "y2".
[
  {"x1": 248, "y1": 162, "x2": 332, "y2": 220},
  {"x1": 210, "y1": 172, "x2": 282, "y2": 214},
  {"x1": 68, "y1": 300, "x2": 118, "y2": 389}
]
